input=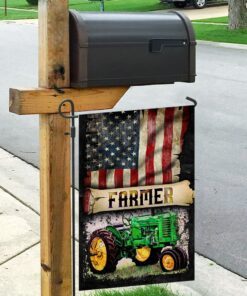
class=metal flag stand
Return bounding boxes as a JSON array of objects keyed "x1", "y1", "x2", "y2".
[{"x1": 58, "y1": 99, "x2": 78, "y2": 296}]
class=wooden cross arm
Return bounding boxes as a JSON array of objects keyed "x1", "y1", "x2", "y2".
[{"x1": 9, "y1": 86, "x2": 129, "y2": 115}]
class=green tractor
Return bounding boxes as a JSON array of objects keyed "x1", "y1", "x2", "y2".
[{"x1": 87, "y1": 212, "x2": 188, "y2": 274}]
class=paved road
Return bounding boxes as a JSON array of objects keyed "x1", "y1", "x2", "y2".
[{"x1": 0, "y1": 21, "x2": 247, "y2": 278}]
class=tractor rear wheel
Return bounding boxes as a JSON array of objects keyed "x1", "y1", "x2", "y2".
[
  {"x1": 87, "y1": 229, "x2": 118, "y2": 274},
  {"x1": 160, "y1": 249, "x2": 179, "y2": 272},
  {"x1": 133, "y1": 247, "x2": 160, "y2": 266}
]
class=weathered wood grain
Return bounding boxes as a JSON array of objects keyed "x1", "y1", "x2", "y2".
[
  {"x1": 9, "y1": 86, "x2": 129, "y2": 115},
  {"x1": 38, "y1": 1, "x2": 72, "y2": 295}
]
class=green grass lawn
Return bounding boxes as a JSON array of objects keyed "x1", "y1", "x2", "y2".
[
  {"x1": 0, "y1": 0, "x2": 168, "y2": 20},
  {"x1": 1, "y1": 3, "x2": 246, "y2": 45},
  {"x1": 195, "y1": 16, "x2": 228, "y2": 23},
  {"x1": 0, "y1": 9, "x2": 37, "y2": 20},
  {"x1": 91, "y1": 285, "x2": 180, "y2": 296},
  {"x1": 193, "y1": 23, "x2": 247, "y2": 45}
]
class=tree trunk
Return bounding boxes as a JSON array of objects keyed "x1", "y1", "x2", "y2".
[{"x1": 229, "y1": 0, "x2": 247, "y2": 29}]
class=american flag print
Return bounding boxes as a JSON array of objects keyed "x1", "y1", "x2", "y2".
[{"x1": 80, "y1": 106, "x2": 190, "y2": 190}]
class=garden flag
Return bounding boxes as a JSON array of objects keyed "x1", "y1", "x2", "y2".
[{"x1": 79, "y1": 103, "x2": 195, "y2": 290}]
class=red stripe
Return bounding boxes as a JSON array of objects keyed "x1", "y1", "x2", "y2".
[
  {"x1": 162, "y1": 108, "x2": 175, "y2": 184},
  {"x1": 115, "y1": 169, "x2": 123, "y2": 188},
  {"x1": 180, "y1": 106, "x2": 190, "y2": 149},
  {"x1": 145, "y1": 110, "x2": 157, "y2": 186},
  {"x1": 98, "y1": 169, "x2": 107, "y2": 189},
  {"x1": 83, "y1": 189, "x2": 91, "y2": 214},
  {"x1": 130, "y1": 168, "x2": 138, "y2": 187},
  {"x1": 83, "y1": 171, "x2": 91, "y2": 187}
]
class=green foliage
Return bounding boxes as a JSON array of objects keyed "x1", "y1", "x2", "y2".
[
  {"x1": 92, "y1": 285, "x2": 180, "y2": 296},
  {"x1": 26, "y1": 0, "x2": 38, "y2": 5}
]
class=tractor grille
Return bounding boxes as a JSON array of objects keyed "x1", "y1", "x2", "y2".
[{"x1": 162, "y1": 217, "x2": 171, "y2": 237}]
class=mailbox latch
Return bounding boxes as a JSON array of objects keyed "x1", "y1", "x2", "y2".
[{"x1": 150, "y1": 39, "x2": 188, "y2": 53}]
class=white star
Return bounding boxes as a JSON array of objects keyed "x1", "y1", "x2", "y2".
[
  {"x1": 127, "y1": 114, "x2": 132, "y2": 119},
  {"x1": 105, "y1": 147, "x2": 109, "y2": 151},
  {"x1": 127, "y1": 157, "x2": 131, "y2": 161},
  {"x1": 127, "y1": 136, "x2": 131, "y2": 140},
  {"x1": 116, "y1": 147, "x2": 120, "y2": 151},
  {"x1": 132, "y1": 152, "x2": 136, "y2": 156},
  {"x1": 122, "y1": 162, "x2": 126, "y2": 166},
  {"x1": 111, "y1": 152, "x2": 115, "y2": 156},
  {"x1": 133, "y1": 120, "x2": 138, "y2": 124},
  {"x1": 127, "y1": 126, "x2": 132, "y2": 130},
  {"x1": 127, "y1": 147, "x2": 131, "y2": 151}
]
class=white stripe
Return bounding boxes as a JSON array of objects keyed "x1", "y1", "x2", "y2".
[
  {"x1": 91, "y1": 171, "x2": 99, "y2": 188},
  {"x1": 106, "y1": 169, "x2": 115, "y2": 189},
  {"x1": 138, "y1": 110, "x2": 148, "y2": 186},
  {"x1": 171, "y1": 107, "x2": 183, "y2": 183},
  {"x1": 153, "y1": 109, "x2": 165, "y2": 185},
  {"x1": 123, "y1": 169, "x2": 131, "y2": 187}
]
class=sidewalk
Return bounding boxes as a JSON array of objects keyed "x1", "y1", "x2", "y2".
[{"x1": 0, "y1": 147, "x2": 246, "y2": 296}]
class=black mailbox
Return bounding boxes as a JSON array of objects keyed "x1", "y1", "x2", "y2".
[{"x1": 69, "y1": 11, "x2": 196, "y2": 88}]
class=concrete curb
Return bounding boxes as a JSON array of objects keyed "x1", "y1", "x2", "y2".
[{"x1": 197, "y1": 40, "x2": 247, "y2": 50}]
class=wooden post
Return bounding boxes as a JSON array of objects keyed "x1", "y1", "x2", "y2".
[
  {"x1": 9, "y1": 1, "x2": 130, "y2": 295},
  {"x1": 39, "y1": 1, "x2": 71, "y2": 295}
]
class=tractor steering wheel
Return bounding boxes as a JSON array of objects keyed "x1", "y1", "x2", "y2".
[{"x1": 122, "y1": 215, "x2": 130, "y2": 227}]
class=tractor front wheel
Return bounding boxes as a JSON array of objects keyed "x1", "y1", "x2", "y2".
[
  {"x1": 160, "y1": 249, "x2": 179, "y2": 272},
  {"x1": 133, "y1": 247, "x2": 160, "y2": 266},
  {"x1": 87, "y1": 229, "x2": 118, "y2": 274},
  {"x1": 160, "y1": 247, "x2": 188, "y2": 272}
]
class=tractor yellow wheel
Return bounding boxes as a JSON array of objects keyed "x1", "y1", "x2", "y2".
[
  {"x1": 160, "y1": 249, "x2": 178, "y2": 272},
  {"x1": 162, "y1": 254, "x2": 175, "y2": 271},
  {"x1": 87, "y1": 229, "x2": 118, "y2": 274},
  {"x1": 133, "y1": 247, "x2": 159, "y2": 266},
  {"x1": 136, "y1": 247, "x2": 151, "y2": 262},
  {"x1": 89, "y1": 237, "x2": 107, "y2": 272}
]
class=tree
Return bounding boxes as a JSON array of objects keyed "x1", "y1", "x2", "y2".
[{"x1": 228, "y1": 0, "x2": 247, "y2": 30}]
